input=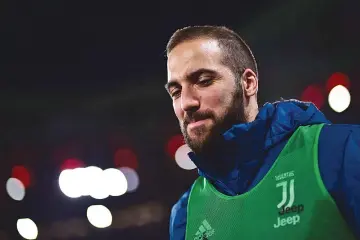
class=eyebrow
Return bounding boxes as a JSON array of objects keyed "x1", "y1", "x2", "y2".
[
  {"x1": 164, "y1": 81, "x2": 178, "y2": 93},
  {"x1": 164, "y1": 68, "x2": 217, "y2": 92}
]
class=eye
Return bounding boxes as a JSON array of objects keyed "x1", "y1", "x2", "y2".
[
  {"x1": 198, "y1": 78, "x2": 212, "y2": 86},
  {"x1": 171, "y1": 89, "x2": 181, "y2": 99}
]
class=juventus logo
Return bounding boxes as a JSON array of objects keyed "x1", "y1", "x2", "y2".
[
  {"x1": 276, "y1": 179, "x2": 295, "y2": 209},
  {"x1": 274, "y1": 178, "x2": 304, "y2": 228}
]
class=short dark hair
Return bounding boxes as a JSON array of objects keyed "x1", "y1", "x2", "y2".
[{"x1": 166, "y1": 25, "x2": 258, "y2": 79}]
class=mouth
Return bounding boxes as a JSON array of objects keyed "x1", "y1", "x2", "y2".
[{"x1": 187, "y1": 119, "x2": 209, "y2": 130}]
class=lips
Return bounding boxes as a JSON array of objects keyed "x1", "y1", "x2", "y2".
[{"x1": 187, "y1": 119, "x2": 208, "y2": 129}]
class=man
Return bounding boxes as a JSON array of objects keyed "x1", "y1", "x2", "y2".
[{"x1": 165, "y1": 25, "x2": 360, "y2": 240}]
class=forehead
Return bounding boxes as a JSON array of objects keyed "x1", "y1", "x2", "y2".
[{"x1": 167, "y1": 38, "x2": 223, "y2": 81}]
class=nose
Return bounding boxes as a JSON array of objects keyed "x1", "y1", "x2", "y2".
[{"x1": 180, "y1": 87, "x2": 200, "y2": 113}]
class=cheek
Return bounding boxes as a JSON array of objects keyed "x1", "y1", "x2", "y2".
[
  {"x1": 203, "y1": 90, "x2": 232, "y2": 111},
  {"x1": 173, "y1": 101, "x2": 183, "y2": 120},
  {"x1": 204, "y1": 92, "x2": 234, "y2": 121}
]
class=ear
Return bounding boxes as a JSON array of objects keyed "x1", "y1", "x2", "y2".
[{"x1": 241, "y1": 68, "x2": 258, "y2": 97}]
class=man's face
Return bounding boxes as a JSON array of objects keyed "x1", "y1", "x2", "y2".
[{"x1": 166, "y1": 38, "x2": 246, "y2": 154}]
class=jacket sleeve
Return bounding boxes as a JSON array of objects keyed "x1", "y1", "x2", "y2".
[
  {"x1": 170, "y1": 189, "x2": 190, "y2": 240},
  {"x1": 319, "y1": 124, "x2": 360, "y2": 239}
]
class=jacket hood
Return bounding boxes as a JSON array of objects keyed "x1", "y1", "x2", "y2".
[{"x1": 188, "y1": 100, "x2": 330, "y2": 194}]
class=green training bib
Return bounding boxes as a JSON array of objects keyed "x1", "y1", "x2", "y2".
[{"x1": 186, "y1": 124, "x2": 355, "y2": 240}]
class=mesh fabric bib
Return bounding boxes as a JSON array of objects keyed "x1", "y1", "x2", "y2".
[{"x1": 186, "y1": 124, "x2": 355, "y2": 240}]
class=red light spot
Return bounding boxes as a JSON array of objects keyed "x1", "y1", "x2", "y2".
[
  {"x1": 60, "y1": 158, "x2": 84, "y2": 170},
  {"x1": 326, "y1": 72, "x2": 350, "y2": 93},
  {"x1": 166, "y1": 134, "x2": 185, "y2": 159},
  {"x1": 11, "y1": 165, "x2": 31, "y2": 188},
  {"x1": 114, "y1": 148, "x2": 138, "y2": 169},
  {"x1": 301, "y1": 84, "x2": 325, "y2": 109},
  {"x1": 53, "y1": 140, "x2": 84, "y2": 164}
]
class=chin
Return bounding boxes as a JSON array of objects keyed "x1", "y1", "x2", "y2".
[
  {"x1": 186, "y1": 132, "x2": 213, "y2": 154},
  {"x1": 188, "y1": 128, "x2": 210, "y2": 141}
]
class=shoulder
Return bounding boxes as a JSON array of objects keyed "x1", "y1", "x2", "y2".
[
  {"x1": 317, "y1": 123, "x2": 360, "y2": 188},
  {"x1": 318, "y1": 123, "x2": 360, "y2": 159},
  {"x1": 318, "y1": 123, "x2": 360, "y2": 238},
  {"x1": 169, "y1": 186, "x2": 192, "y2": 240},
  {"x1": 320, "y1": 123, "x2": 360, "y2": 140},
  {"x1": 171, "y1": 188, "x2": 191, "y2": 221}
]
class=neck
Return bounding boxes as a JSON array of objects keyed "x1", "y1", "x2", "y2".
[{"x1": 245, "y1": 100, "x2": 259, "y2": 123}]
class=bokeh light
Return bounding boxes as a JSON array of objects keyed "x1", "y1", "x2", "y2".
[
  {"x1": 119, "y1": 167, "x2": 140, "y2": 192},
  {"x1": 328, "y1": 85, "x2": 351, "y2": 113},
  {"x1": 81, "y1": 166, "x2": 103, "y2": 197},
  {"x1": 103, "y1": 168, "x2": 127, "y2": 196},
  {"x1": 17, "y1": 218, "x2": 38, "y2": 240},
  {"x1": 175, "y1": 144, "x2": 196, "y2": 170},
  {"x1": 166, "y1": 134, "x2": 185, "y2": 159},
  {"x1": 87, "y1": 205, "x2": 112, "y2": 229},
  {"x1": 87, "y1": 167, "x2": 109, "y2": 200},
  {"x1": 11, "y1": 165, "x2": 31, "y2": 188},
  {"x1": 6, "y1": 178, "x2": 25, "y2": 201},
  {"x1": 72, "y1": 167, "x2": 88, "y2": 197},
  {"x1": 114, "y1": 148, "x2": 138, "y2": 170},
  {"x1": 58, "y1": 166, "x2": 129, "y2": 199},
  {"x1": 301, "y1": 84, "x2": 325, "y2": 109},
  {"x1": 326, "y1": 72, "x2": 350, "y2": 93},
  {"x1": 60, "y1": 158, "x2": 84, "y2": 171},
  {"x1": 58, "y1": 169, "x2": 82, "y2": 198}
]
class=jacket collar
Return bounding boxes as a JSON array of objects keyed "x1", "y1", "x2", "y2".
[{"x1": 188, "y1": 100, "x2": 330, "y2": 195}]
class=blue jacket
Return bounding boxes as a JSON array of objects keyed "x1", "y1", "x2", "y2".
[{"x1": 170, "y1": 100, "x2": 360, "y2": 239}]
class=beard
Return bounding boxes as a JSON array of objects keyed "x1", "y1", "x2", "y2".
[{"x1": 180, "y1": 85, "x2": 245, "y2": 156}]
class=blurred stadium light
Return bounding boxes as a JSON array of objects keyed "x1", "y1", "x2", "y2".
[
  {"x1": 103, "y1": 168, "x2": 128, "y2": 196},
  {"x1": 17, "y1": 218, "x2": 38, "y2": 240},
  {"x1": 11, "y1": 165, "x2": 31, "y2": 188},
  {"x1": 119, "y1": 167, "x2": 139, "y2": 192},
  {"x1": 175, "y1": 144, "x2": 197, "y2": 170},
  {"x1": 301, "y1": 84, "x2": 325, "y2": 109},
  {"x1": 86, "y1": 205, "x2": 112, "y2": 229},
  {"x1": 326, "y1": 72, "x2": 351, "y2": 93},
  {"x1": 58, "y1": 166, "x2": 128, "y2": 199},
  {"x1": 166, "y1": 134, "x2": 185, "y2": 159},
  {"x1": 300, "y1": 72, "x2": 352, "y2": 113},
  {"x1": 6, "y1": 178, "x2": 25, "y2": 201},
  {"x1": 58, "y1": 169, "x2": 82, "y2": 198},
  {"x1": 114, "y1": 148, "x2": 138, "y2": 169},
  {"x1": 60, "y1": 158, "x2": 84, "y2": 171},
  {"x1": 166, "y1": 134, "x2": 197, "y2": 170},
  {"x1": 328, "y1": 85, "x2": 351, "y2": 113}
]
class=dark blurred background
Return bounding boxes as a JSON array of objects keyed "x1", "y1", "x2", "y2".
[{"x1": 0, "y1": 0, "x2": 359, "y2": 239}]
